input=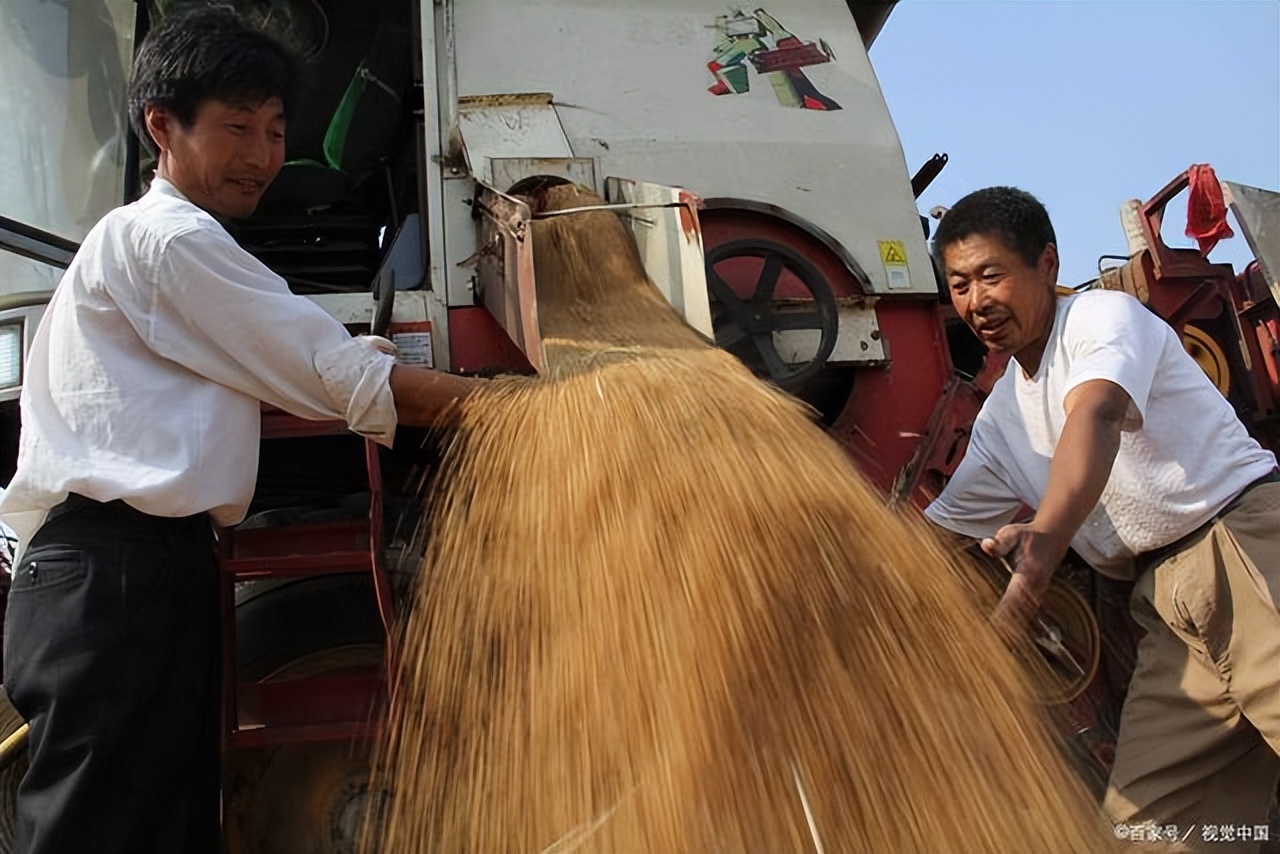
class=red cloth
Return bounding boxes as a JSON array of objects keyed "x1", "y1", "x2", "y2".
[{"x1": 1185, "y1": 163, "x2": 1234, "y2": 255}]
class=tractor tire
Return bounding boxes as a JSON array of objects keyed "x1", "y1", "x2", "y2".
[{"x1": 223, "y1": 573, "x2": 387, "y2": 854}]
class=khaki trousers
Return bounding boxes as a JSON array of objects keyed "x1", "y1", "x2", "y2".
[{"x1": 1104, "y1": 481, "x2": 1280, "y2": 853}]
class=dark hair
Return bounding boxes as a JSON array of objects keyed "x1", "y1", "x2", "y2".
[
  {"x1": 127, "y1": 5, "x2": 300, "y2": 155},
  {"x1": 931, "y1": 186, "x2": 1057, "y2": 269}
]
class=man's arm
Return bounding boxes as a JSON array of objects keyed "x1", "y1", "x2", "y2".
[
  {"x1": 388, "y1": 364, "x2": 485, "y2": 427},
  {"x1": 986, "y1": 378, "x2": 1130, "y2": 625}
]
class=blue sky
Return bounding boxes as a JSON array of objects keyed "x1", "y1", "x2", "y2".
[{"x1": 871, "y1": 0, "x2": 1280, "y2": 286}]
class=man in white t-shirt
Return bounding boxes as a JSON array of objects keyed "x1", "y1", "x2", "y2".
[
  {"x1": 925, "y1": 186, "x2": 1278, "y2": 851},
  {"x1": 0, "y1": 8, "x2": 481, "y2": 854}
]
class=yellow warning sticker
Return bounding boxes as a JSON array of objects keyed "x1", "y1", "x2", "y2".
[{"x1": 878, "y1": 240, "x2": 908, "y2": 265}]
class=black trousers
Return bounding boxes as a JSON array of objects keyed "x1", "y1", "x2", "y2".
[{"x1": 2, "y1": 495, "x2": 220, "y2": 854}]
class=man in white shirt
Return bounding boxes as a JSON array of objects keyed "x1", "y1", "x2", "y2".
[
  {"x1": 0, "y1": 9, "x2": 481, "y2": 853},
  {"x1": 925, "y1": 187, "x2": 1278, "y2": 852}
]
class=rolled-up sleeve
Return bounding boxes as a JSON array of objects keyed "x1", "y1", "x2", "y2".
[
  {"x1": 110, "y1": 222, "x2": 399, "y2": 445},
  {"x1": 924, "y1": 436, "x2": 1021, "y2": 538},
  {"x1": 314, "y1": 337, "x2": 397, "y2": 446}
]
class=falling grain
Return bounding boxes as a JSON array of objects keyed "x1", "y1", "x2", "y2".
[{"x1": 370, "y1": 185, "x2": 1117, "y2": 853}]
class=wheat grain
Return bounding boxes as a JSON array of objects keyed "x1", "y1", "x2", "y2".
[{"x1": 369, "y1": 185, "x2": 1118, "y2": 853}]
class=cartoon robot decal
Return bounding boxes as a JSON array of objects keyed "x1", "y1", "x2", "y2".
[{"x1": 707, "y1": 8, "x2": 840, "y2": 111}]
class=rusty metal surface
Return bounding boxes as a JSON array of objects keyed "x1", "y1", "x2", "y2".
[{"x1": 473, "y1": 184, "x2": 544, "y2": 372}]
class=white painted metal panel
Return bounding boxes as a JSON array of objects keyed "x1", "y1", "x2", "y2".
[
  {"x1": 456, "y1": 95, "x2": 574, "y2": 185},
  {"x1": 605, "y1": 178, "x2": 713, "y2": 341},
  {"x1": 443, "y1": 175, "x2": 483, "y2": 306},
  {"x1": 449, "y1": 0, "x2": 934, "y2": 296},
  {"x1": 308, "y1": 292, "x2": 432, "y2": 325},
  {"x1": 775, "y1": 301, "x2": 885, "y2": 366},
  {"x1": 420, "y1": 0, "x2": 452, "y2": 311},
  {"x1": 306, "y1": 292, "x2": 440, "y2": 369}
]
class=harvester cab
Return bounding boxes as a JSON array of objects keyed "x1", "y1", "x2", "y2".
[{"x1": 1, "y1": 1, "x2": 941, "y2": 850}]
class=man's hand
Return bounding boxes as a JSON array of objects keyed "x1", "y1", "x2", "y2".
[
  {"x1": 982, "y1": 523, "x2": 1069, "y2": 635},
  {"x1": 986, "y1": 379, "x2": 1130, "y2": 635}
]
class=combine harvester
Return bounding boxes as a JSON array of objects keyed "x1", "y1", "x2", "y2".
[{"x1": 0, "y1": 1, "x2": 1275, "y2": 850}]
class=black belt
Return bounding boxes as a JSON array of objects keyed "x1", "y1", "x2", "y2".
[
  {"x1": 44, "y1": 493, "x2": 210, "y2": 530},
  {"x1": 1134, "y1": 467, "x2": 1280, "y2": 573},
  {"x1": 45, "y1": 492, "x2": 118, "y2": 525}
]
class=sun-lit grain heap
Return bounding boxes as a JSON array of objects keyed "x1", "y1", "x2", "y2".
[{"x1": 369, "y1": 184, "x2": 1116, "y2": 853}]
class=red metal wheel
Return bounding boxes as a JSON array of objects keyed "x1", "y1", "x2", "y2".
[{"x1": 705, "y1": 238, "x2": 840, "y2": 389}]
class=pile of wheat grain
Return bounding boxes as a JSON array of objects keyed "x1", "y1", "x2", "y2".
[{"x1": 369, "y1": 185, "x2": 1115, "y2": 853}]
